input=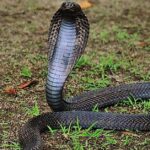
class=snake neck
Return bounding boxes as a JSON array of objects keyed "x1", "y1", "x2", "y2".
[{"x1": 46, "y1": 18, "x2": 76, "y2": 111}]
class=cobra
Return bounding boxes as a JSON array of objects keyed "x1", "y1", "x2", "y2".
[{"x1": 19, "y1": 2, "x2": 150, "y2": 150}]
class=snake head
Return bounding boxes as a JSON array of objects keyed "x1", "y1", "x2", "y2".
[{"x1": 60, "y1": 2, "x2": 82, "y2": 17}]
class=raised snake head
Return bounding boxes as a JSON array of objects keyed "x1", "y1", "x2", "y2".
[{"x1": 60, "y1": 2, "x2": 82, "y2": 17}]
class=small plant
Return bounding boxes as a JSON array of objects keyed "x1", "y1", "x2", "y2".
[
  {"x1": 47, "y1": 126, "x2": 57, "y2": 135},
  {"x1": 122, "y1": 135, "x2": 132, "y2": 146},
  {"x1": 122, "y1": 97, "x2": 138, "y2": 106},
  {"x1": 26, "y1": 101, "x2": 40, "y2": 116},
  {"x1": 21, "y1": 66, "x2": 32, "y2": 78},
  {"x1": 142, "y1": 100, "x2": 150, "y2": 112},
  {"x1": 92, "y1": 104, "x2": 99, "y2": 112},
  {"x1": 117, "y1": 97, "x2": 150, "y2": 113},
  {"x1": 118, "y1": 97, "x2": 142, "y2": 110},
  {"x1": 75, "y1": 55, "x2": 91, "y2": 68}
]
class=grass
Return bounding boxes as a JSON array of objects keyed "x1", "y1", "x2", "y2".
[
  {"x1": 20, "y1": 66, "x2": 32, "y2": 78},
  {"x1": 122, "y1": 135, "x2": 132, "y2": 146},
  {"x1": 97, "y1": 53, "x2": 130, "y2": 73},
  {"x1": 48, "y1": 119, "x2": 117, "y2": 150},
  {"x1": 112, "y1": 26, "x2": 140, "y2": 44},
  {"x1": 81, "y1": 76, "x2": 111, "y2": 90},
  {"x1": 45, "y1": 96, "x2": 149, "y2": 149},
  {"x1": 75, "y1": 55, "x2": 91, "y2": 68},
  {"x1": 129, "y1": 67, "x2": 150, "y2": 81},
  {"x1": 137, "y1": 138, "x2": 150, "y2": 146},
  {"x1": 25, "y1": 100, "x2": 40, "y2": 117},
  {"x1": 119, "y1": 98, "x2": 150, "y2": 113},
  {"x1": 1, "y1": 0, "x2": 150, "y2": 150},
  {"x1": 99, "y1": 29, "x2": 110, "y2": 43},
  {"x1": 1, "y1": 123, "x2": 20, "y2": 150},
  {"x1": 91, "y1": 25, "x2": 140, "y2": 46}
]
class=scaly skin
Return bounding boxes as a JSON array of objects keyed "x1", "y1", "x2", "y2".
[
  {"x1": 19, "y1": 2, "x2": 150, "y2": 150},
  {"x1": 46, "y1": 2, "x2": 89, "y2": 111}
]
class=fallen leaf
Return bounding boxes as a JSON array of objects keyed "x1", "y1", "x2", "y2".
[
  {"x1": 18, "y1": 80, "x2": 38, "y2": 89},
  {"x1": 4, "y1": 86, "x2": 17, "y2": 95},
  {"x1": 79, "y1": 0, "x2": 93, "y2": 9}
]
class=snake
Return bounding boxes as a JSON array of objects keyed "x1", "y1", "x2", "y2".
[{"x1": 19, "y1": 2, "x2": 150, "y2": 150}]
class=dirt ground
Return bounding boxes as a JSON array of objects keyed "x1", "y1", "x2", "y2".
[{"x1": 0, "y1": 0, "x2": 150, "y2": 150}]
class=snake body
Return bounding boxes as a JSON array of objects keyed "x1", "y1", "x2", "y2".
[{"x1": 19, "y1": 2, "x2": 150, "y2": 150}]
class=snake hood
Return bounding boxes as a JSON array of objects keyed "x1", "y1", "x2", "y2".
[{"x1": 48, "y1": 1, "x2": 89, "y2": 60}]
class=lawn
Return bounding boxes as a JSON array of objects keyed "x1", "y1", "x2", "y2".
[{"x1": 0, "y1": 0, "x2": 150, "y2": 149}]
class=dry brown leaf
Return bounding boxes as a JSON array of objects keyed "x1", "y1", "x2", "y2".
[
  {"x1": 79, "y1": 0, "x2": 93, "y2": 9},
  {"x1": 4, "y1": 86, "x2": 17, "y2": 95},
  {"x1": 18, "y1": 80, "x2": 38, "y2": 89}
]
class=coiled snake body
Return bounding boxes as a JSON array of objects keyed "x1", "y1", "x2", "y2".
[{"x1": 19, "y1": 2, "x2": 150, "y2": 150}]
